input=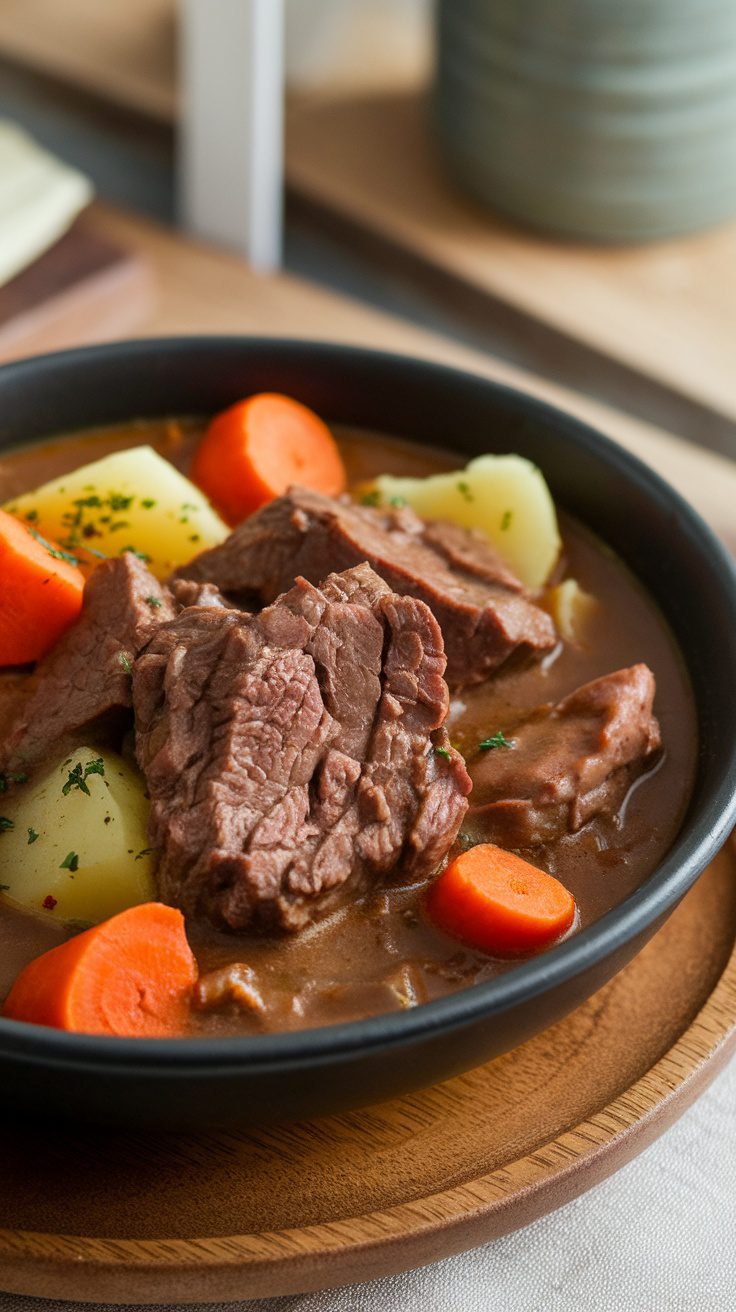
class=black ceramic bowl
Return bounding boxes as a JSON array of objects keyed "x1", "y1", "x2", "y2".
[{"x1": 1, "y1": 338, "x2": 735, "y2": 1129}]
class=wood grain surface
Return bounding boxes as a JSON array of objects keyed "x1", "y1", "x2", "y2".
[
  {"x1": 285, "y1": 92, "x2": 736, "y2": 427},
  {"x1": 0, "y1": 219, "x2": 153, "y2": 361},
  {"x1": 0, "y1": 0, "x2": 176, "y2": 122},
  {"x1": 0, "y1": 845, "x2": 734, "y2": 1304}
]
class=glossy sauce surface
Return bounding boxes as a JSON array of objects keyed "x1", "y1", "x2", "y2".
[{"x1": 0, "y1": 420, "x2": 698, "y2": 1035}]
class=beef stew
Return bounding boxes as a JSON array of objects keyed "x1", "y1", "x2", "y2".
[{"x1": 0, "y1": 417, "x2": 697, "y2": 1038}]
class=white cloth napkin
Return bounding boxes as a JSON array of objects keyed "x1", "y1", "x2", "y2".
[
  {"x1": 1, "y1": 1051, "x2": 734, "y2": 1312},
  {"x1": 0, "y1": 121, "x2": 92, "y2": 287}
]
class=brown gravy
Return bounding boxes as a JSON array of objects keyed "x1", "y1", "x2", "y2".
[{"x1": 0, "y1": 420, "x2": 698, "y2": 1035}]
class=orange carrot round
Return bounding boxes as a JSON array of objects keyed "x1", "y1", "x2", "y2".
[
  {"x1": 0, "y1": 509, "x2": 85, "y2": 665},
  {"x1": 426, "y1": 843, "x2": 576, "y2": 957},
  {"x1": 1, "y1": 903, "x2": 198, "y2": 1037},
  {"x1": 191, "y1": 392, "x2": 347, "y2": 523}
]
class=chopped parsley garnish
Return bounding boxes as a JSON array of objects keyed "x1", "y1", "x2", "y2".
[
  {"x1": 389, "y1": 496, "x2": 407, "y2": 508},
  {"x1": 500, "y1": 509, "x2": 513, "y2": 532},
  {"x1": 59, "y1": 851, "x2": 79, "y2": 872},
  {"x1": 141, "y1": 499, "x2": 156, "y2": 509},
  {"x1": 434, "y1": 746, "x2": 452, "y2": 760},
  {"x1": 457, "y1": 480, "x2": 474, "y2": 502},
  {"x1": 189, "y1": 534, "x2": 201, "y2": 543},
  {"x1": 24, "y1": 509, "x2": 38, "y2": 522},
  {"x1": 119, "y1": 545, "x2": 151, "y2": 562},
  {"x1": 27, "y1": 827, "x2": 39, "y2": 845},
  {"x1": 108, "y1": 493, "x2": 134, "y2": 512},
  {"x1": 135, "y1": 848, "x2": 154, "y2": 861},
  {"x1": 478, "y1": 730, "x2": 513, "y2": 752},
  {"x1": 361, "y1": 490, "x2": 381, "y2": 507},
  {"x1": 0, "y1": 772, "x2": 27, "y2": 793},
  {"x1": 62, "y1": 758, "x2": 105, "y2": 797},
  {"x1": 0, "y1": 884, "x2": 9, "y2": 892},
  {"x1": 0, "y1": 817, "x2": 14, "y2": 831},
  {"x1": 145, "y1": 595, "x2": 163, "y2": 608},
  {"x1": 27, "y1": 527, "x2": 79, "y2": 566},
  {"x1": 118, "y1": 652, "x2": 133, "y2": 675}
]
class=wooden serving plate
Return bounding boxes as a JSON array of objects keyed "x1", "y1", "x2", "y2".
[{"x1": 0, "y1": 841, "x2": 734, "y2": 1305}]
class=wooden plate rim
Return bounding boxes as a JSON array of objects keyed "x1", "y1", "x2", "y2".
[{"x1": 0, "y1": 925, "x2": 734, "y2": 1304}]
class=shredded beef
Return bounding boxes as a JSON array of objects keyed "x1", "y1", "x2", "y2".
[
  {"x1": 134, "y1": 563, "x2": 471, "y2": 932},
  {"x1": 175, "y1": 487, "x2": 556, "y2": 689}
]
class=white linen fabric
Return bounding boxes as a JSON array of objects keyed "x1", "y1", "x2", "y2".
[{"x1": 2, "y1": 1054, "x2": 735, "y2": 1312}]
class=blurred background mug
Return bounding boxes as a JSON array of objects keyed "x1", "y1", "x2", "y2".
[{"x1": 433, "y1": 0, "x2": 736, "y2": 242}]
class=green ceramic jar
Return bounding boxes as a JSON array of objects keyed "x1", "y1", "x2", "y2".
[{"x1": 433, "y1": 0, "x2": 736, "y2": 241}]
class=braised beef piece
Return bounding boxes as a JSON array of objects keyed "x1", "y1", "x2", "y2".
[
  {"x1": 0, "y1": 555, "x2": 175, "y2": 771},
  {"x1": 468, "y1": 664, "x2": 662, "y2": 847},
  {"x1": 169, "y1": 578, "x2": 231, "y2": 610},
  {"x1": 174, "y1": 487, "x2": 556, "y2": 689},
  {"x1": 134, "y1": 563, "x2": 471, "y2": 933}
]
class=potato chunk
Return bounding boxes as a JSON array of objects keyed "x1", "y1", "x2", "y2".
[
  {"x1": 369, "y1": 454, "x2": 561, "y2": 590},
  {"x1": 4, "y1": 446, "x2": 228, "y2": 579},
  {"x1": 0, "y1": 747, "x2": 155, "y2": 924},
  {"x1": 544, "y1": 579, "x2": 598, "y2": 645}
]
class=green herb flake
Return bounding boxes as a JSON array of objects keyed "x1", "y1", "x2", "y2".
[
  {"x1": 0, "y1": 884, "x2": 9, "y2": 892},
  {"x1": 24, "y1": 509, "x2": 39, "y2": 522},
  {"x1": 0, "y1": 772, "x2": 27, "y2": 793},
  {"x1": 145, "y1": 595, "x2": 163, "y2": 609},
  {"x1": 27, "y1": 527, "x2": 79, "y2": 567},
  {"x1": 108, "y1": 493, "x2": 134, "y2": 512},
  {"x1": 59, "y1": 851, "x2": 79, "y2": 872},
  {"x1": 119, "y1": 546, "x2": 151, "y2": 563},
  {"x1": 457, "y1": 480, "x2": 474, "y2": 502},
  {"x1": 478, "y1": 730, "x2": 513, "y2": 752},
  {"x1": 389, "y1": 495, "x2": 407, "y2": 508},
  {"x1": 189, "y1": 534, "x2": 201, "y2": 543},
  {"x1": 361, "y1": 490, "x2": 381, "y2": 507},
  {"x1": 118, "y1": 651, "x2": 133, "y2": 675},
  {"x1": 135, "y1": 848, "x2": 154, "y2": 861},
  {"x1": 27, "y1": 827, "x2": 39, "y2": 845},
  {"x1": 62, "y1": 762, "x2": 90, "y2": 797},
  {"x1": 434, "y1": 746, "x2": 452, "y2": 760},
  {"x1": 61, "y1": 757, "x2": 104, "y2": 797},
  {"x1": 0, "y1": 817, "x2": 14, "y2": 832},
  {"x1": 500, "y1": 509, "x2": 513, "y2": 532},
  {"x1": 141, "y1": 499, "x2": 157, "y2": 509}
]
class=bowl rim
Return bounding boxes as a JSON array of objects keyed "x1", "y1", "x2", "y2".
[{"x1": 1, "y1": 335, "x2": 736, "y2": 1073}]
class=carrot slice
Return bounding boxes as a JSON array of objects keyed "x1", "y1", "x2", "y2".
[
  {"x1": 191, "y1": 392, "x2": 347, "y2": 523},
  {"x1": 426, "y1": 844, "x2": 576, "y2": 956},
  {"x1": 1, "y1": 903, "x2": 197, "y2": 1037},
  {"x1": 0, "y1": 508, "x2": 85, "y2": 665}
]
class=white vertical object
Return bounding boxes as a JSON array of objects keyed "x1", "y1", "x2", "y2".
[{"x1": 179, "y1": 0, "x2": 284, "y2": 270}]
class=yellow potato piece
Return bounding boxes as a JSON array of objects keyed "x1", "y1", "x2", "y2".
[
  {"x1": 4, "y1": 445, "x2": 228, "y2": 579},
  {"x1": 0, "y1": 747, "x2": 155, "y2": 925},
  {"x1": 544, "y1": 579, "x2": 598, "y2": 645},
  {"x1": 370, "y1": 454, "x2": 561, "y2": 590}
]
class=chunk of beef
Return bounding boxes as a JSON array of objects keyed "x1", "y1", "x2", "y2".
[
  {"x1": 467, "y1": 665, "x2": 662, "y2": 847},
  {"x1": 0, "y1": 555, "x2": 175, "y2": 771},
  {"x1": 175, "y1": 487, "x2": 556, "y2": 689},
  {"x1": 169, "y1": 578, "x2": 231, "y2": 610},
  {"x1": 134, "y1": 563, "x2": 471, "y2": 932}
]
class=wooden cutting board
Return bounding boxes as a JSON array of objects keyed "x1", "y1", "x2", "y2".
[
  {"x1": 0, "y1": 844, "x2": 734, "y2": 1304},
  {"x1": 0, "y1": 218, "x2": 153, "y2": 363}
]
